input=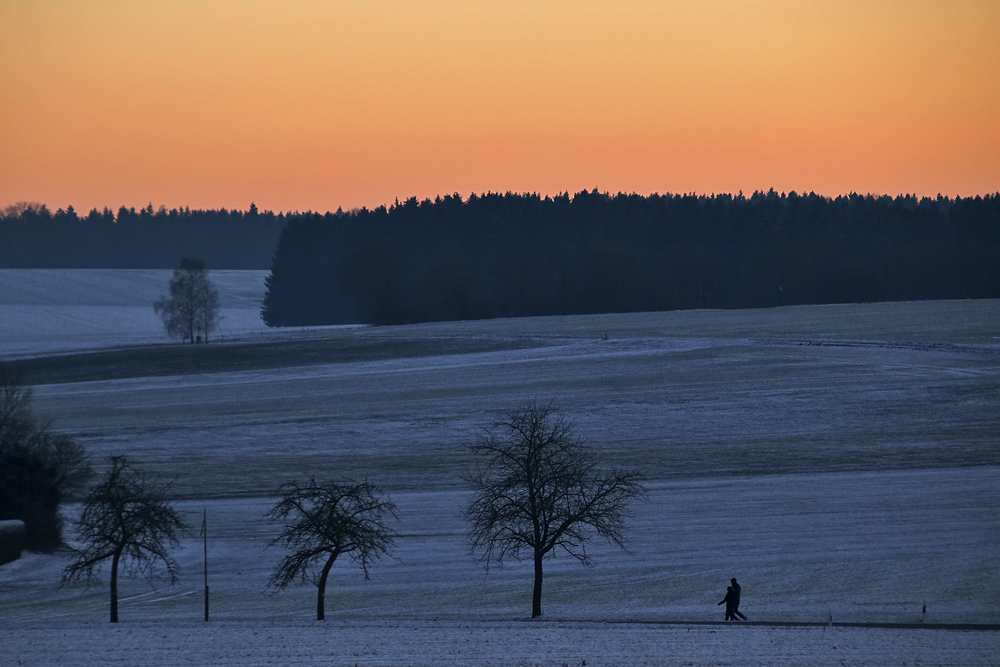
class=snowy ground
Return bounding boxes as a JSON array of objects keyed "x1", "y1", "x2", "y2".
[
  {"x1": 7, "y1": 620, "x2": 998, "y2": 667},
  {"x1": 0, "y1": 269, "x2": 273, "y2": 357},
  {"x1": 1, "y1": 270, "x2": 998, "y2": 665}
]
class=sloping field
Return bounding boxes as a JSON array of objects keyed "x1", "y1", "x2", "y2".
[
  {"x1": 1, "y1": 270, "x2": 998, "y2": 665},
  {"x1": 0, "y1": 269, "x2": 272, "y2": 357}
]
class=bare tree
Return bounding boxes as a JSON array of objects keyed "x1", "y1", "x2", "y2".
[
  {"x1": 0, "y1": 364, "x2": 91, "y2": 552},
  {"x1": 62, "y1": 456, "x2": 187, "y2": 623},
  {"x1": 0, "y1": 201, "x2": 47, "y2": 220},
  {"x1": 0, "y1": 364, "x2": 35, "y2": 444},
  {"x1": 265, "y1": 478, "x2": 397, "y2": 621},
  {"x1": 465, "y1": 402, "x2": 646, "y2": 618},
  {"x1": 36, "y1": 433, "x2": 92, "y2": 498},
  {"x1": 153, "y1": 257, "x2": 220, "y2": 343},
  {"x1": 2, "y1": 364, "x2": 93, "y2": 497}
]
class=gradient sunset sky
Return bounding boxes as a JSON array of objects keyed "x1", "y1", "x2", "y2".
[{"x1": 2, "y1": 1, "x2": 998, "y2": 214}]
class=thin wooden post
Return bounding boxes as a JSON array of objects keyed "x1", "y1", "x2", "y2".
[{"x1": 201, "y1": 509, "x2": 209, "y2": 621}]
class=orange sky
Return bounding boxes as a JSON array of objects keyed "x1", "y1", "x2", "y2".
[{"x1": 1, "y1": 1, "x2": 998, "y2": 214}]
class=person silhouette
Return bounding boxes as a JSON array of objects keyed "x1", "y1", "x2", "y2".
[
  {"x1": 730, "y1": 578, "x2": 747, "y2": 620},
  {"x1": 718, "y1": 585, "x2": 737, "y2": 620}
]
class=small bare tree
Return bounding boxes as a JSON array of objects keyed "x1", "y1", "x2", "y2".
[
  {"x1": 266, "y1": 478, "x2": 397, "y2": 621},
  {"x1": 62, "y1": 456, "x2": 187, "y2": 623},
  {"x1": 465, "y1": 402, "x2": 646, "y2": 618},
  {"x1": 153, "y1": 257, "x2": 220, "y2": 343}
]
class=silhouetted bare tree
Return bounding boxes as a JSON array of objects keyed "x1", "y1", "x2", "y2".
[
  {"x1": 465, "y1": 402, "x2": 646, "y2": 617},
  {"x1": 63, "y1": 456, "x2": 187, "y2": 623},
  {"x1": 153, "y1": 257, "x2": 220, "y2": 343},
  {"x1": 0, "y1": 201, "x2": 47, "y2": 220},
  {"x1": 266, "y1": 478, "x2": 397, "y2": 621},
  {"x1": 0, "y1": 364, "x2": 91, "y2": 552}
]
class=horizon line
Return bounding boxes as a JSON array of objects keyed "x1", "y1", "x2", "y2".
[{"x1": 5, "y1": 188, "x2": 1000, "y2": 219}]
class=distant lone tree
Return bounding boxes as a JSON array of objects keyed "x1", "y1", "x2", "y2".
[
  {"x1": 153, "y1": 257, "x2": 220, "y2": 343},
  {"x1": 265, "y1": 478, "x2": 397, "y2": 621},
  {"x1": 63, "y1": 456, "x2": 187, "y2": 623},
  {"x1": 0, "y1": 364, "x2": 92, "y2": 552},
  {"x1": 465, "y1": 402, "x2": 646, "y2": 618}
]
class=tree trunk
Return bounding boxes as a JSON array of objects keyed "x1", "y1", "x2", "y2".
[
  {"x1": 532, "y1": 549, "x2": 544, "y2": 618},
  {"x1": 316, "y1": 552, "x2": 338, "y2": 621},
  {"x1": 110, "y1": 549, "x2": 121, "y2": 623}
]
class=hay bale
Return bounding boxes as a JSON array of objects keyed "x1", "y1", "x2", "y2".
[{"x1": 0, "y1": 520, "x2": 25, "y2": 564}]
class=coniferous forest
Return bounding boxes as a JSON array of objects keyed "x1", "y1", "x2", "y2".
[
  {"x1": 260, "y1": 190, "x2": 1000, "y2": 326},
  {"x1": 4, "y1": 191, "x2": 998, "y2": 326},
  {"x1": 0, "y1": 203, "x2": 283, "y2": 269}
]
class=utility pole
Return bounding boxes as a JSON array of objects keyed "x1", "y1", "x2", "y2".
[{"x1": 200, "y1": 509, "x2": 209, "y2": 621}]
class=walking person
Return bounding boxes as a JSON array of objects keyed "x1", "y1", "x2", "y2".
[
  {"x1": 730, "y1": 577, "x2": 747, "y2": 620},
  {"x1": 718, "y1": 585, "x2": 737, "y2": 621}
]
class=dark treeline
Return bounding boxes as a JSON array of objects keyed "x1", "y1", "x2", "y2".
[
  {"x1": 0, "y1": 202, "x2": 285, "y2": 269},
  {"x1": 261, "y1": 190, "x2": 1000, "y2": 326}
]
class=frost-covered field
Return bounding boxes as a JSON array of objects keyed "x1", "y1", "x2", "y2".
[
  {"x1": 0, "y1": 269, "x2": 273, "y2": 357},
  {"x1": 1, "y1": 269, "x2": 998, "y2": 665}
]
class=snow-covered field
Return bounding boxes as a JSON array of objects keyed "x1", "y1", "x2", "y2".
[
  {"x1": 0, "y1": 269, "x2": 273, "y2": 357},
  {"x1": 1, "y1": 269, "x2": 998, "y2": 665}
]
